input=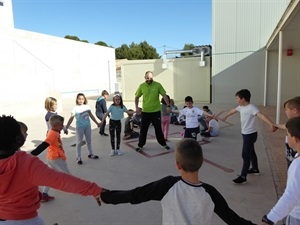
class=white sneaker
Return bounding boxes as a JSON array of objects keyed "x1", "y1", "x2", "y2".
[
  {"x1": 197, "y1": 134, "x2": 203, "y2": 141},
  {"x1": 110, "y1": 150, "x2": 115, "y2": 156},
  {"x1": 116, "y1": 149, "x2": 123, "y2": 156}
]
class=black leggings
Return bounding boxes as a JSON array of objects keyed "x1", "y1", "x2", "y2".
[{"x1": 109, "y1": 119, "x2": 121, "y2": 150}]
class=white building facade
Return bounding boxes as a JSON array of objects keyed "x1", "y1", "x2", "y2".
[
  {"x1": 0, "y1": 0, "x2": 116, "y2": 118},
  {"x1": 212, "y1": 0, "x2": 300, "y2": 117}
]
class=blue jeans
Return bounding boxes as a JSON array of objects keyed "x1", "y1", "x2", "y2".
[{"x1": 241, "y1": 132, "x2": 258, "y2": 178}]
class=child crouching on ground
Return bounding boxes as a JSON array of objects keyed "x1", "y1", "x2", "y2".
[
  {"x1": 100, "y1": 139, "x2": 256, "y2": 225},
  {"x1": 132, "y1": 107, "x2": 142, "y2": 128},
  {"x1": 123, "y1": 109, "x2": 139, "y2": 140}
]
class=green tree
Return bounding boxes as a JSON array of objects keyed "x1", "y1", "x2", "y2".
[
  {"x1": 139, "y1": 41, "x2": 159, "y2": 59},
  {"x1": 128, "y1": 42, "x2": 144, "y2": 60},
  {"x1": 94, "y1": 41, "x2": 109, "y2": 47},
  {"x1": 80, "y1": 40, "x2": 89, "y2": 43},
  {"x1": 64, "y1": 35, "x2": 80, "y2": 41},
  {"x1": 115, "y1": 41, "x2": 159, "y2": 60},
  {"x1": 115, "y1": 44, "x2": 130, "y2": 59},
  {"x1": 181, "y1": 43, "x2": 195, "y2": 57}
]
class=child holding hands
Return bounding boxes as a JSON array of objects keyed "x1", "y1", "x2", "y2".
[
  {"x1": 101, "y1": 95, "x2": 129, "y2": 156},
  {"x1": 100, "y1": 139, "x2": 256, "y2": 225},
  {"x1": 275, "y1": 97, "x2": 300, "y2": 168},
  {"x1": 172, "y1": 96, "x2": 215, "y2": 140},
  {"x1": 44, "y1": 97, "x2": 58, "y2": 131},
  {"x1": 222, "y1": 89, "x2": 277, "y2": 184},
  {"x1": 31, "y1": 115, "x2": 70, "y2": 202},
  {"x1": 64, "y1": 93, "x2": 101, "y2": 165},
  {"x1": 262, "y1": 117, "x2": 300, "y2": 225},
  {"x1": 0, "y1": 115, "x2": 103, "y2": 225}
]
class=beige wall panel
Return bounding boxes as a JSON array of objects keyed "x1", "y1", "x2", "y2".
[
  {"x1": 174, "y1": 58, "x2": 210, "y2": 103},
  {"x1": 121, "y1": 59, "x2": 174, "y2": 102},
  {"x1": 267, "y1": 50, "x2": 300, "y2": 105},
  {"x1": 121, "y1": 57, "x2": 211, "y2": 103}
]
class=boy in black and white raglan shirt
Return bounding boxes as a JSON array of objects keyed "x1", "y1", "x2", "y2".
[{"x1": 100, "y1": 139, "x2": 256, "y2": 225}]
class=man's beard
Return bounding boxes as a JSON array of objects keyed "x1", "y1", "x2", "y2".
[{"x1": 146, "y1": 80, "x2": 153, "y2": 84}]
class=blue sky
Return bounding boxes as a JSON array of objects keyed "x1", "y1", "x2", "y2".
[{"x1": 12, "y1": 0, "x2": 212, "y2": 56}]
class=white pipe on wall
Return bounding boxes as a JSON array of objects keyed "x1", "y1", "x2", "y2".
[
  {"x1": 263, "y1": 50, "x2": 268, "y2": 106},
  {"x1": 276, "y1": 31, "x2": 283, "y2": 124}
]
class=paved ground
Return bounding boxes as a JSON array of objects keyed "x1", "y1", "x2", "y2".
[{"x1": 17, "y1": 96, "x2": 287, "y2": 225}]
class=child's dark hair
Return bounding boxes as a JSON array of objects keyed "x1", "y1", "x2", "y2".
[
  {"x1": 112, "y1": 95, "x2": 124, "y2": 108},
  {"x1": 161, "y1": 95, "x2": 170, "y2": 104},
  {"x1": 0, "y1": 115, "x2": 25, "y2": 157},
  {"x1": 101, "y1": 90, "x2": 109, "y2": 96},
  {"x1": 284, "y1": 97, "x2": 300, "y2": 110},
  {"x1": 203, "y1": 106, "x2": 209, "y2": 110},
  {"x1": 18, "y1": 121, "x2": 28, "y2": 132},
  {"x1": 127, "y1": 109, "x2": 134, "y2": 116},
  {"x1": 49, "y1": 115, "x2": 64, "y2": 127},
  {"x1": 185, "y1": 96, "x2": 193, "y2": 103},
  {"x1": 76, "y1": 93, "x2": 87, "y2": 105},
  {"x1": 286, "y1": 117, "x2": 300, "y2": 139},
  {"x1": 175, "y1": 138, "x2": 203, "y2": 172},
  {"x1": 235, "y1": 89, "x2": 251, "y2": 102}
]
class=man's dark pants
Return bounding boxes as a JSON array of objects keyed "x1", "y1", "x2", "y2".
[{"x1": 138, "y1": 111, "x2": 166, "y2": 147}]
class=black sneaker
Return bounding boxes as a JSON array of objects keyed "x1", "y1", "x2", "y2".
[
  {"x1": 248, "y1": 168, "x2": 260, "y2": 175},
  {"x1": 162, "y1": 145, "x2": 171, "y2": 150},
  {"x1": 100, "y1": 133, "x2": 109, "y2": 136},
  {"x1": 88, "y1": 154, "x2": 99, "y2": 159},
  {"x1": 135, "y1": 146, "x2": 143, "y2": 152},
  {"x1": 76, "y1": 158, "x2": 83, "y2": 165},
  {"x1": 232, "y1": 176, "x2": 247, "y2": 184}
]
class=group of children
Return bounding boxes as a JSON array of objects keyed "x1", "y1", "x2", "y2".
[
  {"x1": 1, "y1": 88, "x2": 300, "y2": 224},
  {"x1": 94, "y1": 91, "x2": 219, "y2": 155},
  {"x1": 160, "y1": 95, "x2": 220, "y2": 142}
]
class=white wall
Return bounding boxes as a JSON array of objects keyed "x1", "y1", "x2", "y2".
[
  {"x1": 212, "y1": 0, "x2": 290, "y2": 105},
  {"x1": 0, "y1": 29, "x2": 116, "y2": 118},
  {"x1": 0, "y1": 0, "x2": 14, "y2": 30}
]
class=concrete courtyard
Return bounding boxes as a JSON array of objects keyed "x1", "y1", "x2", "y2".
[{"x1": 17, "y1": 96, "x2": 286, "y2": 225}]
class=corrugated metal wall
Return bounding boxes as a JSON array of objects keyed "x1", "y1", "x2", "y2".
[{"x1": 212, "y1": 0, "x2": 290, "y2": 105}]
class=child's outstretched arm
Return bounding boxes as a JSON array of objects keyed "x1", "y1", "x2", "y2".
[
  {"x1": 31, "y1": 141, "x2": 50, "y2": 156},
  {"x1": 203, "y1": 111, "x2": 217, "y2": 119},
  {"x1": 88, "y1": 110, "x2": 101, "y2": 127},
  {"x1": 64, "y1": 113, "x2": 75, "y2": 134},
  {"x1": 256, "y1": 112, "x2": 277, "y2": 132},
  {"x1": 275, "y1": 123, "x2": 286, "y2": 130},
  {"x1": 27, "y1": 155, "x2": 103, "y2": 206},
  {"x1": 100, "y1": 111, "x2": 109, "y2": 127},
  {"x1": 101, "y1": 176, "x2": 181, "y2": 205},
  {"x1": 222, "y1": 109, "x2": 237, "y2": 121},
  {"x1": 202, "y1": 183, "x2": 257, "y2": 225}
]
